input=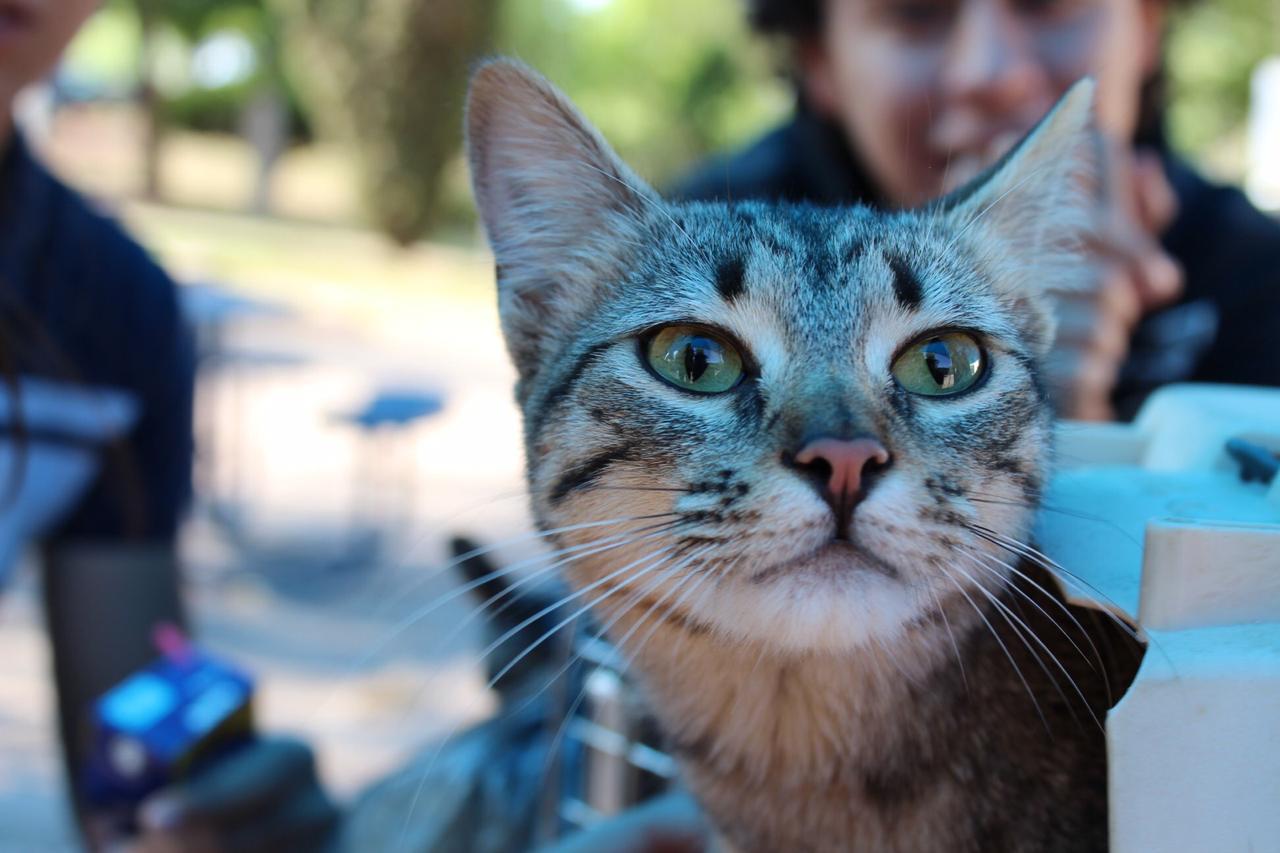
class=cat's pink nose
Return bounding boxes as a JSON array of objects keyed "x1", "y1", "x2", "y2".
[{"x1": 794, "y1": 437, "x2": 891, "y2": 505}]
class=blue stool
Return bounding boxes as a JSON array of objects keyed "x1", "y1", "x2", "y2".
[{"x1": 334, "y1": 388, "x2": 447, "y2": 569}]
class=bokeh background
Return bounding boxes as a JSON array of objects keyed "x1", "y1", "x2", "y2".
[{"x1": 2, "y1": 0, "x2": 1280, "y2": 847}]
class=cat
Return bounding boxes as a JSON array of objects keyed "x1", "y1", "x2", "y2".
[{"x1": 464, "y1": 59, "x2": 1143, "y2": 853}]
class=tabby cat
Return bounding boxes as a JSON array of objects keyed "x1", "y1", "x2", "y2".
[{"x1": 465, "y1": 59, "x2": 1142, "y2": 853}]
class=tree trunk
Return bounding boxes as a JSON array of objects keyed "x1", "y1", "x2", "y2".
[{"x1": 135, "y1": 0, "x2": 163, "y2": 201}]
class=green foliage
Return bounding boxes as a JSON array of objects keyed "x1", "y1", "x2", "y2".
[
  {"x1": 63, "y1": 2, "x2": 142, "y2": 90},
  {"x1": 269, "y1": 0, "x2": 501, "y2": 245},
  {"x1": 140, "y1": 0, "x2": 269, "y2": 41},
  {"x1": 98, "y1": 0, "x2": 1280, "y2": 237},
  {"x1": 263, "y1": 0, "x2": 791, "y2": 241},
  {"x1": 497, "y1": 0, "x2": 791, "y2": 190},
  {"x1": 1167, "y1": 0, "x2": 1277, "y2": 163}
]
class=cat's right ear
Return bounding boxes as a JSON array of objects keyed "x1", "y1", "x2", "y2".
[
  {"x1": 466, "y1": 59, "x2": 658, "y2": 381},
  {"x1": 936, "y1": 79, "x2": 1101, "y2": 354}
]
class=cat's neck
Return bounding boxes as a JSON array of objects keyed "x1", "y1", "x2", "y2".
[
  {"x1": 601, "y1": 560, "x2": 1131, "y2": 853},
  {"x1": 612, "y1": 592, "x2": 974, "y2": 784}
]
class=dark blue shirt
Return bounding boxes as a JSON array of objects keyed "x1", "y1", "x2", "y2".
[{"x1": 0, "y1": 134, "x2": 194, "y2": 542}]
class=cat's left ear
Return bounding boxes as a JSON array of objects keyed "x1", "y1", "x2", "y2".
[
  {"x1": 466, "y1": 59, "x2": 659, "y2": 384},
  {"x1": 937, "y1": 79, "x2": 1101, "y2": 352}
]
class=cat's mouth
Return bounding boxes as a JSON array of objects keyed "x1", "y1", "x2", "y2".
[{"x1": 748, "y1": 538, "x2": 899, "y2": 585}]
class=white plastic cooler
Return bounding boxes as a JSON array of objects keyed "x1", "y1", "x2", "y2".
[{"x1": 1038, "y1": 384, "x2": 1280, "y2": 853}]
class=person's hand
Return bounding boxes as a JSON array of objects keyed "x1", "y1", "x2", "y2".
[
  {"x1": 97, "y1": 737, "x2": 339, "y2": 853},
  {"x1": 1044, "y1": 145, "x2": 1183, "y2": 420}
]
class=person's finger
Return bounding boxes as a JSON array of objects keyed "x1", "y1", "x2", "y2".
[
  {"x1": 1081, "y1": 208, "x2": 1151, "y2": 265},
  {"x1": 1097, "y1": 266, "x2": 1145, "y2": 331},
  {"x1": 1044, "y1": 348, "x2": 1118, "y2": 422},
  {"x1": 1130, "y1": 244, "x2": 1184, "y2": 310},
  {"x1": 1132, "y1": 149, "x2": 1179, "y2": 235},
  {"x1": 139, "y1": 738, "x2": 318, "y2": 830},
  {"x1": 1052, "y1": 312, "x2": 1129, "y2": 364}
]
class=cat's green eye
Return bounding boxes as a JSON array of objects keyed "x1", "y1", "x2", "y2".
[
  {"x1": 892, "y1": 331, "x2": 986, "y2": 397},
  {"x1": 645, "y1": 325, "x2": 744, "y2": 394}
]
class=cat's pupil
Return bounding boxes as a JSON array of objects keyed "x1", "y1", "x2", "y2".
[
  {"x1": 684, "y1": 342, "x2": 710, "y2": 382},
  {"x1": 922, "y1": 339, "x2": 955, "y2": 388}
]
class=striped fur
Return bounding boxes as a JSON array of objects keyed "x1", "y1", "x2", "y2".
[{"x1": 467, "y1": 60, "x2": 1135, "y2": 852}]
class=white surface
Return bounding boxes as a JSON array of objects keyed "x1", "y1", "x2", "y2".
[
  {"x1": 1039, "y1": 384, "x2": 1280, "y2": 853},
  {"x1": 1140, "y1": 519, "x2": 1280, "y2": 631},
  {"x1": 1108, "y1": 623, "x2": 1280, "y2": 853}
]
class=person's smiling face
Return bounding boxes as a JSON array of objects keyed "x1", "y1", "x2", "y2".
[
  {"x1": 0, "y1": 0, "x2": 100, "y2": 118},
  {"x1": 800, "y1": 0, "x2": 1167, "y2": 207}
]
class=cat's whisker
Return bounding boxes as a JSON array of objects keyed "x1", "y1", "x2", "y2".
[
  {"x1": 935, "y1": 561, "x2": 1052, "y2": 734},
  {"x1": 321, "y1": 537, "x2": 694, "y2": 808},
  {"x1": 495, "y1": 545, "x2": 707, "y2": 699},
  {"x1": 966, "y1": 523, "x2": 1167, "y2": 686},
  {"x1": 965, "y1": 524, "x2": 1145, "y2": 644},
  {"x1": 870, "y1": 629, "x2": 915, "y2": 684},
  {"x1": 346, "y1": 510, "x2": 687, "y2": 636},
  {"x1": 397, "y1": 545, "x2": 677, "y2": 842},
  {"x1": 950, "y1": 555, "x2": 1099, "y2": 734},
  {"x1": 666, "y1": 554, "x2": 743, "y2": 669},
  {"x1": 388, "y1": 486, "x2": 530, "y2": 560},
  {"x1": 325, "y1": 516, "x2": 691, "y2": 695},
  {"x1": 534, "y1": 547, "x2": 724, "y2": 801},
  {"x1": 423, "y1": 520, "x2": 695, "y2": 664},
  {"x1": 477, "y1": 546, "x2": 676, "y2": 685},
  {"x1": 922, "y1": 579, "x2": 968, "y2": 693},
  {"x1": 504, "y1": 542, "x2": 714, "y2": 742},
  {"x1": 964, "y1": 544, "x2": 1108, "y2": 685},
  {"x1": 576, "y1": 485, "x2": 693, "y2": 494},
  {"x1": 962, "y1": 544, "x2": 1103, "y2": 670},
  {"x1": 453, "y1": 517, "x2": 695, "y2": 621},
  {"x1": 966, "y1": 492, "x2": 1142, "y2": 547}
]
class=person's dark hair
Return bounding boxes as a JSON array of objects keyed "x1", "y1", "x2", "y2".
[
  {"x1": 748, "y1": 0, "x2": 1202, "y2": 38},
  {"x1": 748, "y1": 0, "x2": 822, "y2": 36}
]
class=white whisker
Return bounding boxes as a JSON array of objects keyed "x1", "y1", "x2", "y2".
[
  {"x1": 954, "y1": 551, "x2": 1101, "y2": 733},
  {"x1": 936, "y1": 560, "x2": 1051, "y2": 733}
]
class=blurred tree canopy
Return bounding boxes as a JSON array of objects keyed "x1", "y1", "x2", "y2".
[
  {"x1": 1167, "y1": 0, "x2": 1279, "y2": 159},
  {"x1": 76, "y1": 0, "x2": 1280, "y2": 242},
  {"x1": 495, "y1": 0, "x2": 790, "y2": 189},
  {"x1": 268, "y1": 0, "x2": 501, "y2": 245},
  {"x1": 100, "y1": 0, "x2": 788, "y2": 242}
]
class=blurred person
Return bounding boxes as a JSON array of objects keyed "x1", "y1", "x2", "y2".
[
  {"x1": 676, "y1": 0, "x2": 1280, "y2": 421},
  {"x1": 0, "y1": 1, "x2": 336, "y2": 849}
]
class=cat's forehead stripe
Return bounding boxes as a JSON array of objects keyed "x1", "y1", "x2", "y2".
[
  {"x1": 715, "y1": 256, "x2": 746, "y2": 303},
  {"x1": 529, "y1": 339, "x2": 613, "y2": 441},
  {"x1": 886, "y1": 253, "x2": 924, "y2": 310}
]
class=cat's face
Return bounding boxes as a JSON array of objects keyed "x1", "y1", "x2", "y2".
[{"x1": 467, "y1": 60, "x2": 1098, "y2": 654}]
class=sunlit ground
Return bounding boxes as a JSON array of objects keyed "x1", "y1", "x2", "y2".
[{"x1": 0, "y1": 105, "x2": 539, "y2": 848}]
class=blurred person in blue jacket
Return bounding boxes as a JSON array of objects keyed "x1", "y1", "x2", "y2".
[{"x1": 0, "y1": 2, "x2": 336, "y2": 849}]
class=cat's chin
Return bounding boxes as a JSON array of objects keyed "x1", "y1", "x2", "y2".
[
  {"x1": 800, "y1": 539, "x2": 901, "y2": 579},
  {"x1": 691, "y1": 539, "x2": 929, "y2": 654}
]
